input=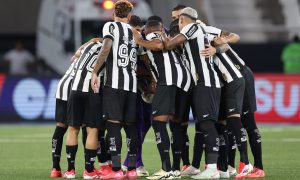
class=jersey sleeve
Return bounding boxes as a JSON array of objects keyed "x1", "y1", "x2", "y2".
[
  {"x1": 102, "y1": 22, "x2": 115, "y2": 40},
  {"x1": 145, "y1": 32, "x2": 160, "y2": 41},
  {"x1": 180, "y1": 23, "x2": 199, "y2": 40},
  {"x1": 205, "y1": 26, "x2": 222, "y2": 37}
]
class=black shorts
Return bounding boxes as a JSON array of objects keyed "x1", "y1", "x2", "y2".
[
  {"x1": 102, "y1": 87, "x2": 137, "y2": 123},
  {"x1": 152, "y1": 85, "x2": 177, "y2": 117},
  {"x1": 219, "y1": 78, "x2": 245, "y2": 119},
  {"x1": 192, "y1": 85, "x2": 221, "y2": 122},
  {"x1": 55, "y1": 99, "x2": 68, "y2": 124},
  {"x1": 241, "y1": 66, "x2": 257, "y2": 114},
  {"x1": 175, "y1": 88, "x2": 191, "y2": 123},
  {"x1": 67, "y1": 91, "x2": 102, "y2": 128}
]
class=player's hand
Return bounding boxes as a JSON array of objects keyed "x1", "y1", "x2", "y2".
[
  {"x1": 213, "y1": 37, "x2": 227, "y2": 46},
  {"x1": 200, "y1": 45, "x2": 216, "y2": 58},
  {"x1": 91, "y1": 72, "x2": 99, "y2": 93},
  {"x1": 132, "y1": 28, "x2": 142, "y2": 43}
]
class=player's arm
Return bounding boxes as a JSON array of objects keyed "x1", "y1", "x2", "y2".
[
  {"x1": 214, "y1": 31, "x2": 240, "y2": 45},
  {"x1": 161, "y1": 32, "x2": 187, "y2": 50},
  {"x1": 201, "y1": 44, "x2": 229, "y2": 58},
  {"x1": 91, "y1": 38, "x2": 113, "y2": 92},
  {"x1": 132, "y1": 29, "x2": 164, "y2": 51}
]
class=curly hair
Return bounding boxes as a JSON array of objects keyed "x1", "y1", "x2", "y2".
[{"x1": 114, "y1": 0, "x2": 133, "y2": 18}]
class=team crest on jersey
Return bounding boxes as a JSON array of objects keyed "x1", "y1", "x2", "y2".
[
  {"x1": 186, "y1": 24, "x2": 198, "y2": 38},
  {"x1": 109, "y1": 24, "x2": 115, "y2": 35},
  {"x1": 234, "y1": 64, "x2": 240, "y2": 70}
]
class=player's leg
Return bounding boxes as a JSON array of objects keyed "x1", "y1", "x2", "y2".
[
  {"x1": 227, "y1": 130, "x2": 237, "y2": 176},
  {"x1": 83, "y1": 92, "x2": 102, "y2": 179},
  {"x1": 101, "y1": 87, "x2": 126, "y2": 179},
  {"x1": 50, "y1": 99, "x2": 68, "y2": 177},
  {"x1": 123, "y1": 91, "x2": 138, "y2": 179},
  {"x1": 65, "y1": 126, "x2": 80, "y2": 178},
  {"x1": 191, "y1": 86, "x2": 221, "y2": 179},
  {"x1": 63, "y1": 91, "x2": 83, "y2": 178},
  {"x1": 170, "y1": 88, "x2": 190, "y2": 177},
  {"x1": 147, "y1": 86, "x2": 175, "y2": 179},
  {"x1": 215, "y1": 120, "x2": 229, "y2": 178},
  {"x1": 241, "y1": 66, "x2": 265, "y2": 178},
  {"x1": 223, "y1": 79, "x2": 253, "y2": 178}
]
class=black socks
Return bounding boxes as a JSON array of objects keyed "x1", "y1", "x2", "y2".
[
  {"x1": 124, "y1": 124, "x2": 138, "y2": 171},
  {"x1": 85, "y1": 149, "x2": 97, "y2": 172},
  {"x1": 52, "y1": 126, "x2": 67, "y2": 170},
  {"x1": 97, "y1": 129, "x2": 108, "y2": 164},
  {"x1": 192, "y1": 124, "x2": 205, "y2": 168},
  {"x1": 242, "y1": 113, "x2": 263, "y2": 169},
  {"x1": 152, "y1": 120, "x2": 171, "y2": 172},
  {"x1": 216, "y1": 123, "x2": 228, "y2": 172},
  {"x1": 227, "y1": 117, "x2": 249, "y2": 164},
  {"x1": 181, "y1": 124, "x2": 190, "y2": 166},
  {"x1": 170, "y1": 121, "x2": 183, "y2": 171},
  {"x1": 106, "y1": 121, "x2": 122, "y2": 171},
  {"x1": 198, "y1": 121, "x2": 219, "y2": 165},
  {"x1": 227, "y1": 130, "x2": 236, "y2": 168},
  {"x1": 66, "y1": 145, "x2": 78, "y2": 171}
]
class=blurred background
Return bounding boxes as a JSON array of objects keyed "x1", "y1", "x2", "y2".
[{"x1": 0, "y1": 0, "x2": 299, "y2": 124}]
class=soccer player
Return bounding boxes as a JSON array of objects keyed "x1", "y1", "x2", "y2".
[
  {"x1": 160, "y1": 7, "x2": 231, "y2": 179},
  {"x1": 167, "y1": 18, "x2": 196, "y2": 176},
  {"x1": 50, "y1": 58, "x2": 77, "y2": 178},
  {"x1": 50, "y1": 38, "x2": 100, "y2": 178},
  {"x1": 122, "y1": 15, "x2": 151, "y2": 177},
  {"x1": 132, "y1": 19, "x2": 192, "y2": 179},
  {"x1": 203, "y1": 24, "x2": 265, "y2": 178},
  {"x1": 91, "y1": 1, "x2": 138, "y2": 179},
  {"x1": 63, "y1": 40, "x2": 103, "y2": 179}
]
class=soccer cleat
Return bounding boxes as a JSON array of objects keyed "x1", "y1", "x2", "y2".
[
  {"x1": 50, "y1": 168, "x2": 62, "y2": 178},
  {"x1": 181, "y1": 165, "x2": 201, "y2": 176},
  {"x1": 100, "y1": 169, "x2": 125, "y2": 180},
  {"x1": 172, "y1": 170, "x2": 181, "y2": 179},
  {"x1": 246, "y1": 167, "x2": 265, "y2": 178},
  {"x1": 63, "y1": 169, "x2": 76, "y2": 179},
  {"x1": 228, "y1": 165, "x2": 237, "y2": 177},
  {"x1": 136, "y1": 166, "x2": 150, "y2": 177},
  {"x1": 146, "y1": 169, "x2": 173, "y2": 180},
  {"x1": 122, "y1": 165, "x2": 128, "y2": 172},
  {"x1": 181, "y1": 165, "x2": 188, "y2": 172},
  {"x1": 219, "y1": 170, "x2": 230, "y2": 179},
  {"x1": 126, "y1": 169, "x2": 138, "y2": 179},
  {"x1": 99, "y1": 164, "x2": 112, "y2": 176},
  {"x1": 191, "y1": 168, "x2": 220, "y2": 179},
  {"x1": 83, "y1": 169, "x2": 99, "y2": 179},
  {"x1": 234, "y1": 163, "x2": 253, "y2": 179}
]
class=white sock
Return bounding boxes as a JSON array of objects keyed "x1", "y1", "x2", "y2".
[{"x1": 207, "y1": 164, "x2": 217, "y2": 169}]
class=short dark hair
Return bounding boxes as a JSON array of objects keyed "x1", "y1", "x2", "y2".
[
  {"x1": 129, "y1": 15, "x2": 143, "y2": 27},
  {"x1": 168, "y1": 19, "x2": 179, "y2": 37},
  {"x1": 114, "y1": 0, "x2": 133, "y2": 18},
  {"x1": 172, "y1": 4, "x2": 186, "y2": 12},
  {"x1": 147, "y1": 15, "x2": 163, "y2": 24},
  {"x1": 145, "y1": 20, "x2": 162, "y2": 33}
]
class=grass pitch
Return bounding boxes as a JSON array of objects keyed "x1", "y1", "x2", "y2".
[{"x1": 0, "y1": 124, "x2": 300, "y2": 180}]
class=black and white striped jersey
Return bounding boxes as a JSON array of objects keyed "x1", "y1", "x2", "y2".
[
  {"x1": 201, "y1": 24, "x2": 246, "y2": 71},
  {"x1": 102, "y1": 21, "x2": 138, "y2": 93},
  {"x1": 72, "y1": 41, "x2": 103, "y2": 92},
  {"x1": 55, "y1": 61, "x2": 76, "y2": 101},
  {"x1": 145, "y1": 32, "x2": 191, "y2": 92},
  {"x1": 181, "y1": 23, "x2": 221, "y2": 88}
]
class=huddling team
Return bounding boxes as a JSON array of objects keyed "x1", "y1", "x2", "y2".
[{"x1": 50, "y1": 1, "x2": 265, "y2": 179}]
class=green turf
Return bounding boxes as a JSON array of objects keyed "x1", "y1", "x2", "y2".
[{"x1": 0, "y1": 124, "x2": 300, "y2": 179}]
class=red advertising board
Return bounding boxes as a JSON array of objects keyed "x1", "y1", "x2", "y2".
[{"x1": 254, "y1": 74, "x2": 300, "y2": 123}]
